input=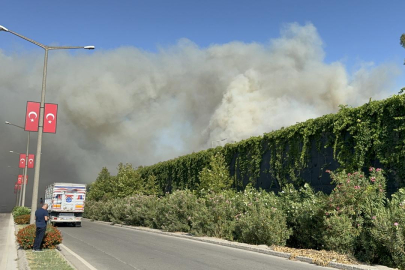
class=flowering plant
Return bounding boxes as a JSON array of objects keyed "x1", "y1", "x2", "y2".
[{"x1": 16, "y1": 224, "x2": 62, "y2": 249}]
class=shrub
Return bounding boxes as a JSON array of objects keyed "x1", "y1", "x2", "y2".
[
  {"x1": 12, "y1": 206, "x2": 31, "y2": 218},
  {"x1": 232, "y1": 186, "x2": 291, "y2": 246},
  {"x1": 14, "y1": 214, "x2": 30, "y2": 225},
  {"x1": 16, "y1": 225, "x2": 62, "y2": 249},
  {"x1": 323, "y1": 168, "x2": 386, "y2": 254},
  {"x1": 154, "y1": 190, "x2": 205, "y2": 232},
  {"x1": 108, "y1": 198, "x2": 127, "y2": 224},
  {"x1": 123, "y1": 195, "x2": 158, "y2": 228},
  {"x1": 84, "y1": 200, "x2": 114, "y2": 221},
  {"x1": 323, "y1": 214, "x2": 360, "y2": 253},
  {"x1": 371, "y1": 188, "x2": 405, "y2": 269},
  {"x1": 278, "y1": 183, "x2": 326, "y2": 249},
  {"x1": 199, "y1": 190, "x2": 239, "y2": 239}
]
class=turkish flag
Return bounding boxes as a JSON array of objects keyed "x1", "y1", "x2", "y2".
[
  {"x1": 25, "y1": 101, "x2": 40, "y2": 132},
  {"x1": 28, "y1": 154, "x2": 35, "y2": 169},
  {"x1": 43, "y1": 103, "x2": 58, "y2": 133},
  {"x1": 17, "y1": 175, "x2": 23, "y2": 185},
  {"x1": 19, "y1": 154, "x2": 26, "y2": 168}
]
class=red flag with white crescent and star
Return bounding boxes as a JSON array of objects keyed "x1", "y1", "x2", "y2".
[
  {"x1": 43, "y1": 103, "x2": 58, "y2": 133},
  {"x1": 25, "y1": 101, "x2": 40, "y2": 132},
  {"x1": 17, "y1": 175, "x2": 23, "y2": 185},
  {"x1": 28, "y1": 154, "x2": 35, "y2": 169},
  {"x1": 19, "y1": 154, "x2": 26, "y2": 168}
]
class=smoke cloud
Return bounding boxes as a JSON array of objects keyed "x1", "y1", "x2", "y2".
[{"x1": 0, "y1": 23, "x2": 400, "y2": 211}]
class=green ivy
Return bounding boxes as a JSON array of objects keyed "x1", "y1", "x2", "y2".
[{"x1": 92, "y1": 94, "x2": 405, "y2": 196}]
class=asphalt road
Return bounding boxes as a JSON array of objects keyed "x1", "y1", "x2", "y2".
[{"x1": 58, "y1": 220, "x2": 334, "y2": 270}]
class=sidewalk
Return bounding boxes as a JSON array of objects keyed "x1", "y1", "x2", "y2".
[{"x1": 0, "y1": 213, "x2": 18, "y2": 270}]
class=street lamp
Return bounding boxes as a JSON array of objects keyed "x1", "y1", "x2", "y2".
[
  {"x1": 6, "y1": 165, "x2": 22, "y2": 207},
  {"x1": 6, "y1": 121, "x2": 30, "y2": 207},
  {"x1": 1, "y1": 25, "x2": 95, "y2": 224},
  {"x1": 9, "y1": 151, "x2": 25, "y2": 206}
]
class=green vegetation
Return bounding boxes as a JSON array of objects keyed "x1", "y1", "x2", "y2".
[
  {"x1": 14, "y1": 214, "x2": 30, "y2": 224},
  {"x1": 401, "y1": 33, "x2": 405, "y2": 65},
  {"x1": 85, "y1": 95, "x2": 405, "y2": 269},
  {"x1": 25, "y1": 249, "x2": 74, "y2": 270},
  {"x1": 16, "y1": 224, "x2": 63, "y2": 250},
  {"x1": 198, "y1": 152, "x2": 234, "y2": 192},
  {"x1": 85, "y1": 168, "x2": 405, "y2": 269},
  {"x1": 12, "y1": 206, "x2": 31, "y2": 218},
  {"x1": 88, "y1": 94, "x2": 405, "y2": 198}
]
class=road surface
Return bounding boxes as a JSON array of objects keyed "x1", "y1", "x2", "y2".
[{"x1": 58, "y1": 219, "x2": 334, "y2": 270}]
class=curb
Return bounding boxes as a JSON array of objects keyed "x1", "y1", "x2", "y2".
[
  {"x1": 13, "y1": 224, "x2": 30, "y2": 270},
  {"x1": 56, "y1": 245, "x2": 78, "y2": 270},
  {"x1": 85, "y1": 218, "x2": 396, "y2": 270}
]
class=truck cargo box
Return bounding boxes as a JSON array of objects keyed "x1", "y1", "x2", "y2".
[{"x1": 44, "y1": 182, "x2": 86, "y2": 226}]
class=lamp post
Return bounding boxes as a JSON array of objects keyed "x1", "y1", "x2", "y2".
[
  {"x1": 9, "y1": 151, "x2": 25, "y2": 206},
  {"x1": 0, "y1": 25, "x2": 95, "y2": 224},
  {"x1": 6, "y1": 121, "x2": 30, "y2": 207},
  {"x1": 7, "y1": 166, "x2": 21, "y2": 207}
]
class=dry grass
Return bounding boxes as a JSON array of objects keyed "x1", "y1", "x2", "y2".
[{"x1": 273, "y1": 246, "x2": 361, "y2": 266}]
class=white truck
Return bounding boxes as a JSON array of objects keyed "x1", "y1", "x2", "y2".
[{"x1": 44, "y1": 182, "x2": 86, "y2": 227}]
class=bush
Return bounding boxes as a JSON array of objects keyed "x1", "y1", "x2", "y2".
[
  {"x1": 322, "y1": 168, "x2": 386, "y2": 254},
  {"x1": 16, "y1": 225, "x2": 62, "y2": 249},
  {"x1": 233, "y1": 186, "x2": 291, "y2": 246},
  {"x1": 154, "y1": 190, "x2": 205, "y2": 232},
  {"x1": 278, "y1": 183, "x2": 326, "y2": 249},
  {"x1": 84, "y1": 200, "x2": 114, "y2": 221},
  {"x1": 199, "y1": 190, "x2": 239, "y2": 239},
  {"x1": 14, "y1": 214, "x2": 30, "y2": 225},
  {"x1": 123, "y1": 195, "x2": 158, "y2": 228},
  {"x1": 371, "y1": 188, "x2": 405, "y2": 269},
  {"x1": 12, "y1": 206, "x2": 31, "y2": 218}
]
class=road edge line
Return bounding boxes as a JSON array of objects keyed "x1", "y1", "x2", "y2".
[{"x1": 59, "y1": 243, "x2": 97, "y2": 270}]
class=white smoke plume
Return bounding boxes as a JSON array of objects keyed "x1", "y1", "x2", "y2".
[{"x1": 0, "y1": 23, "x2": 400, "y2": 211}]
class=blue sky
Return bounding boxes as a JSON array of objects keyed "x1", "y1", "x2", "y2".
[{"x1": 1, "y1": 0, "x2": 404, "y2": 75}]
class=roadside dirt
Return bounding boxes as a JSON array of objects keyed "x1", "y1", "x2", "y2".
[{"x1": 272, "y1": 246, "x2": 360, "y2": 266}]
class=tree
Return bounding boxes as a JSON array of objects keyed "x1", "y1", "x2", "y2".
[
  {"x1": 114, "y1": 163, "x2": 144, "y2": 197},
  {"x1": 401, "y1": 34, "x2": 405, "y2": 64},
  {"x1": 143, "y1": 174, "x2": 161, "y2": 195},
  {"x1": 198, "y1": 152, "x2": 233, "y2": 192},
  {"x1": 87, "y1": 167, "x2": 114, "y2": 201}
]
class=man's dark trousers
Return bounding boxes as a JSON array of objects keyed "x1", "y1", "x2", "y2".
[{"x1": 33, "y1": 226, "x2": 46, "y2": 250}]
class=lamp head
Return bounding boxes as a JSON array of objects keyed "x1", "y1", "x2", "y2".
[
  {"x1": 0, "y1": 25, "x2": 9, "y2": 32},
  {"x1": 84, "y1": 46, "x2": 95, "y2": 50},
  {"x1": 9, "y1": 151, "x2": 13, "y2": 153},
  {"x1": 5, "y1": 121, "x2": 10, "y2": 124}
]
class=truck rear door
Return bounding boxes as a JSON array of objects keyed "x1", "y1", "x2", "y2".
[{"x1": 62, "y1": 193, "x2": 75, "y2": 211}]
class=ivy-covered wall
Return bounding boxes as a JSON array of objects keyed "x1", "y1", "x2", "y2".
[{"x1": 138, "y1": 94, "x2": 405, "y2": 194}]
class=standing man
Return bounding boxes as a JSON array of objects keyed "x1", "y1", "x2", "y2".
[{"x1": 33, "y1": 203, "x2": 49, "y2": 252}]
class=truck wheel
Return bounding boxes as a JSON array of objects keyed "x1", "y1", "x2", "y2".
[{"x1": 76, "y1": 222, "x2": 82, "y2": 227}]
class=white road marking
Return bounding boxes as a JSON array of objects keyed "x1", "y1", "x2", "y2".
[{"x1": 59, "y1": 243, "x2": 98, "y2": 270}]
